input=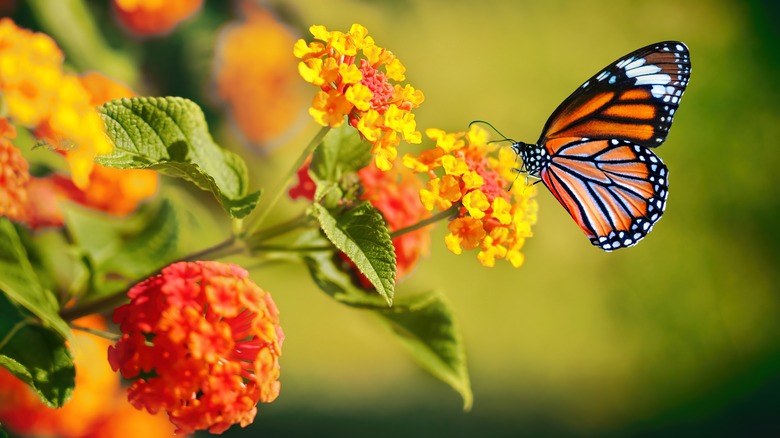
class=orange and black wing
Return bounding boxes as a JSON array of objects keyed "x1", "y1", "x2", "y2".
[
  {"x1": 539, "y1": 41, "x2": 690, "y2": 152},
  {"x1": 540, "y1": 138, "x2": 668, "y2": 251}
]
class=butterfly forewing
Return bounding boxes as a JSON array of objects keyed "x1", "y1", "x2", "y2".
[
  {"x1": 539, "y1": 41, "x2": 691, "y2": 150},
  {"x1": 540, "y1": 139, "x2": 668, "y2": 251}
]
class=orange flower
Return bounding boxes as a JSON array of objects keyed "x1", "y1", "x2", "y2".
[
  {"x1": 404, "y1": 126, "x2": 538, "y2": 268},
  {"x1": 295, "y1": 24, "x2": 424, "y2": 171},
  {"x1": 0, "y1": 121, "x2": 29, "y2": 222},
  {"x1": 214, "y1": 2, "x2": 307, "y2": 150},
  {"x1": 109, "y1": 261, "x2": 283, "y2": 434},
  {"x1": 112, "y1": 0, "x2": 203, "y2": 36}
]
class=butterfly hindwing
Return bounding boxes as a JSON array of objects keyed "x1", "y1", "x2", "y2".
[
  {"x1": 539, "y1": 138, "x2": 668, "y2": 251},
  {"x1": 539, "y1": 41, "x2": 691, "y2": 151}
]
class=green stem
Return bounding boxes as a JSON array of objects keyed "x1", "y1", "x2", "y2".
[
  {"x1": 390, "y1": 205, "x2": 459, "y2": 239},
  {"x1": 246, "y1": 213, "x2": 310, "y2": 246},
  {"x1": 59, "y1": 236, "x2": 243, "y2": 321},
  {"x1": 242, "y1": 126, "x2": 330, "y2": 238},
  {"x1": 251, "y1": 244, "x2": 332, "y2": 253},
  {"x1": 70, "y1": 323, "x2": 120, "y2": 342}
]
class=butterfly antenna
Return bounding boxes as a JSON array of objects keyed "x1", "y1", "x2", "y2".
[{"x1": 469, "y1": 120, "x2": 516, "y2": 144}]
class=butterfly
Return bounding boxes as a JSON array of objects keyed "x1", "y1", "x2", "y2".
[{"x1": 511, "y1": 41, "x2": 691, "y2": 251}]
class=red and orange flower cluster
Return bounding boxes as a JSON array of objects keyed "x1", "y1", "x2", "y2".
[
  {"x1": 0, "y1": 20, "x2": 157, "y2": 228},
  {"x1": 295, "y1": 24, "x2": 424, "y2": 171},
  {"x1": 108, "y1": 261, "x2": 283, "y2": 434},
  {"x1": 404, "y1": 126, "x2": 538, "y2": 267}
]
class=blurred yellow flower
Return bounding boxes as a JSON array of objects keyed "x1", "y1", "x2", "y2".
[
  {"x1": 295, "y1": 24, "x2": 424, "y2": 171},
  {"x1": 0, "y1": 18, "x2": 113, "y2": 189},
  {"x1": 405, "y1": 126, "x2": 538, "y2": 268}
]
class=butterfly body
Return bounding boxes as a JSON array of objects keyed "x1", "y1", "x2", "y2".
[{"x1": 514, "y1": 41, "x2": 690, "y2": 251}]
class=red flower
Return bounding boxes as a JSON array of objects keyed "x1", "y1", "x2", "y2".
[{"x1": 108, "y1": 261, "x2": 283, "y2": 434}]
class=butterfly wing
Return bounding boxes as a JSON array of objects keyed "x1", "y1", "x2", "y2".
[
  {"x1": 539, "y1": 41, "x2": 691, "y2": 150},
  {"x1": 540, "y1": 138, "x2": 668, "y2": 251}
]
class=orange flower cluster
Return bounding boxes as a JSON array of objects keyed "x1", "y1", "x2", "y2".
[
  {"x1": 112, "y1": 0, "x2": 203, "y2": 36},
  {"x1": 108, "y1": 261, "x2": 283, "y2": 434},
  {"x1": 214, "y1": 3, "x2": 307, "y2": 150},
  {"x1": 0, "y1": 316, "x2": 180, "y2": 438},
  {"x1": 294, "y1": 24, "x2": 424, "y2": 171},
  {"x1": 0, "y1": 18, "x2": 112, "y2": 189},
  {"x1": 404, "y1": 126, "x2": 538, "y2": 267}
]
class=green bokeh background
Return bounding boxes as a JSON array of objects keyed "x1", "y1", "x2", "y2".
[{"x1": 11, "y1": 0, "x2": 780, "y2": 436}]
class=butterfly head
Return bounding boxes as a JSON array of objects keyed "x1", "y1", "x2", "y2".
[{"x1": 511, "y1": 141, "x2": 547, "y2": 177}]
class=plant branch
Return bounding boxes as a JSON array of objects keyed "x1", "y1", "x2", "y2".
[{"x1": 242, "y1": 126, "x2": 330, "y2": 238}]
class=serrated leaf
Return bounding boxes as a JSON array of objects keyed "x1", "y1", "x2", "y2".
[
  {"x1": 98, "y1": 97, "x2": 260, "y2": 218},
  {"x1": 312, "y1": 202, "x2": 395, "y2": 305},
  {"x1": 375, "y1": 292, "x2": 473, "y2": 410},
  {"x1": 310, "y1": 124, "x2": 372, "y2": 183},
  {"x1": 0, "y1": 219, "x2": 70, "y2": 340},
  {"x1": 0, "y1": 293, "x2": 75, "y2": 408}
]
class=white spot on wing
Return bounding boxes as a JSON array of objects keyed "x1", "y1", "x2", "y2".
[
  {"x1": 626, "y1": 64, "x2": 661, "y2": 78},
  {"x1": 635, "y1": 74, "x2": 672, "y2": 86}
]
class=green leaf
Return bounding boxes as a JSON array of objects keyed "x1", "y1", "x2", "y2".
[
  {"x1": 0, "y1": 219, "x2": 70, "y2": 340},
  {"x1": 99, "y1": 199, "x2": 179, "y2": 279},
  {"x1": 98, "y1": 97, "x2": 260, "y2": 218},
  {"x1": 310, "y1": 123, "x2": 372, "y2": 183},
  {"x1": 374, "y1": 292, "x2": 473, "y2": 410},
  {"x1": 302, "y1": 252, "x2": 472, "y2": 409},
  {"x1": 0, "y1": 293, "x2": 75, "y2": 408},
  {"x1": 0, "y1": 423, "x2": 7, "y2": 438},
  {"x1": 64, "y1": 200, "x2": 180, "y2": 299},
  {"x1": 312, "y1": 202, "x2": 396, "y2": 305}
]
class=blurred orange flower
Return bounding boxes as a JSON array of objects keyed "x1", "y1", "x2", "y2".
[
  {"x1": 109, "y1": 261, "x2": 283, "y2": 434},
  {"x1": 0, "y1": 315, "x2": 181, "y2": 438},
  {"x1": 112, "y1": 0, "x2": 203, "y2": 36},
  {"x1": 0, "y1": 120, "x2": 28, "y2": 221},
  {"x1": 214, "y1": 2, "x2": 307, "y2": 151}
]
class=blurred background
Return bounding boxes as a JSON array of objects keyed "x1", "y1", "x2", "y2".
[{"x1": 7, "y1": 0, "x2": 780, "y2": 436}]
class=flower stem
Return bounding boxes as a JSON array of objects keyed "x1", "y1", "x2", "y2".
[
  {"x1": 242, "y1": 126, "x2": 330, "y2": 238},
  {"x1": 245, "y1": 213, "x2": 310, "y2": 246},
  {"x1": 390, "y1": 205, "x2": 459, "y2": 239},
  {"x1": 70, "y1": 323, "x2": 120, "y2": 342}
]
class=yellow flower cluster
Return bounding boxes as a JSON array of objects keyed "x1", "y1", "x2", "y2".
[
  {"x1": 0, "y1": 18, "x2": 112, "y2": 189},
  {"x1": 404, "y1": 126, "x2": 538, "y2": 267},
  {"x1": 294, "y1": 24, "x2": 424, "y2": 171}
]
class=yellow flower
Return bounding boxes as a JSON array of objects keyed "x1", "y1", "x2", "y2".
[
  {"x1": 405, "y1": 125, "x2": 538, "y2": 268},
  {"x1": 0, "y1": 19, "x2": 114, "y2": 189},
  {"x1": 295, "y1": 24, "x2": 423, "y2": 171}
]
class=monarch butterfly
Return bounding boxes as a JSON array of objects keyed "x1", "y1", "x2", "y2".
[{"x1": 512, "y1": 41, "x2": 691, "y2": 251}]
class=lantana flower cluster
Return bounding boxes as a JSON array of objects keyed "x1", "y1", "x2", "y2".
[
  {"x1": 404, "y1": 126, "x2": 539, "y2": 267},
  {"x1": 294, "y1": 24, "x2": 424, "y2": 171},
  {"x1": 108, "y1": 261, "x2": 283, "y2": 435},
  {"x1": 112, "y1": 0, "x2": 204, "y2": 36}
]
